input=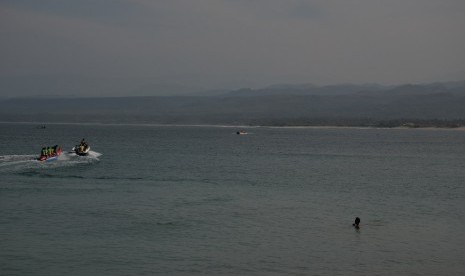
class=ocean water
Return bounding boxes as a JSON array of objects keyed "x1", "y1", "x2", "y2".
[{"x1": 1, "y1": 123, "x2": 465, "y2": 276}]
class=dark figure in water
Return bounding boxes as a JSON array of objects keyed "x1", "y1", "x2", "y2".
[{"x1": 353, "y1": 217, "x2": 361, "y2": 229}]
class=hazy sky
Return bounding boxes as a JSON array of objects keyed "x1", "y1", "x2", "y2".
[{"x1": 1, "y1": 0, "x2": 465, "y2": 94}]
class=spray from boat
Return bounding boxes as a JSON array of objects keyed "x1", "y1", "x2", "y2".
[{"x1": 0, "y1": 138, "x2": 101, "y2": 173}]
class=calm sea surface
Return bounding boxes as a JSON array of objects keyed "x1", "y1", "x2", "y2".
[{"x1": 1, "y1": 123, "x2": 465, "y2": 276}]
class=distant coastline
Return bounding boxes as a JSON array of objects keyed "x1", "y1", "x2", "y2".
[
  {"x1": 1, "y1": 121, "x2": 464, "y2": 130},
  {"x1": 258, "y1": 120, "x2": 465, "y2": 129},
  {"x1": 1, "y1": 82, "x2": 464, "y2": 129}
]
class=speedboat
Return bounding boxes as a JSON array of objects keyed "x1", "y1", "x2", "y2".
[
  {"x1": 72, "y1": 144, "x2": 90, "y2": 156},
  {"x1": 236, "y1": 130, "x2": 248, "y2": 135},
  {"x1": 38, "y1": 145, "x2": 62, "y2": 161}
]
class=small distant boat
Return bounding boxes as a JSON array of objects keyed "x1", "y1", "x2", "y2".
[
  {"x1": 38, "y1": 145, "x2": 62, "y2": 161},
  {"x1": 236, "y1": 130, "x2": 248, "y2": 135}
]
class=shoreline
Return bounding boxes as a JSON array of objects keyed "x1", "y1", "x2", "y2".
[{"x1": 1, "y1": 121, "x2": 465, "y2": 130}]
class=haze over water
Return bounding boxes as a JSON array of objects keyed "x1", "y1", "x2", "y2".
[{"x1": 1, "y1": 123, "x2": 465, "y2": 275}]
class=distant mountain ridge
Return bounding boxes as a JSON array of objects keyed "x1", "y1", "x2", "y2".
[
  {"x1": 228, "y1": 81, "x2": 465, "y2": 97},
  {"x1": 1, "y1": 81, "x2": 464, "y2": 127}
]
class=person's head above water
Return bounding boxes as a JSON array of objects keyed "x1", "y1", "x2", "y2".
[{"x1": 353, "y1": 217, "x2": 361, "y2": 227}]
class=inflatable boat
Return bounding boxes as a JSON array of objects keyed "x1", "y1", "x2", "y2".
[{"x1": 38, "y1": 146, "x2": 62, "y2": 161}]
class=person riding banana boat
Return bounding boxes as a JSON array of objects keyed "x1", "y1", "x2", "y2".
[{"x1": 38, "y1": 145, "x2": 62, "y2": 161}]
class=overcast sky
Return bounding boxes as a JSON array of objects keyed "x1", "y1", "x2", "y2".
[{"x1": 1, "y1": 0, "x2": 465, "y2": 95}]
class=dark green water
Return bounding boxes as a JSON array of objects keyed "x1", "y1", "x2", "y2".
[{"x1": 1, "y1": 123, "x2": 465, "y2": 275}]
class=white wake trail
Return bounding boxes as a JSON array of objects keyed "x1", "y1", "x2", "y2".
[{"x1": 0, "y1": 151, "x2": 102, "y2": 173}]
